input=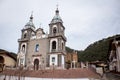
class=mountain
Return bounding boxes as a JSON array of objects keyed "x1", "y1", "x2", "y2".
[{"x1": 78, "y1": 34, "x2": 120, "y2": 62}]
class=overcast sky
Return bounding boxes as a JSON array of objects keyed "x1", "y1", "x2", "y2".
[{"x1": 0, "y1": 0, "x2": 120, "y2": 53}]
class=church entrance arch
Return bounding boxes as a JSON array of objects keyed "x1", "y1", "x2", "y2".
[
  {"x1": 0, "y1": 56, "x2": 4, "y2": 63},
  {"x1": 34, "y1": 59, "x2": 39, "y2": 70},
  {"x1": 0, "y1": 56, "x2": 4, "y2": 71}
]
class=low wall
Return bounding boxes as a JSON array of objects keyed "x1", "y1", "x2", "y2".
[{"x1": 0, "y1": 75, "x2": 91, "y2": 80}]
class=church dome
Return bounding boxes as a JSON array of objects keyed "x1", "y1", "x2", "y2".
[
  {"x1": 25, "y1": 20, "x2": 35, "y2": 29},
  {"x1": 51, "y1": 8, "x2": 63, "y2": 23},
  {"x1": 24, "y1": 13, "x2": 35, "y2": 30}
]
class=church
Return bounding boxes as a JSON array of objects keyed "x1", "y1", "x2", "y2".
[{"x1": 17, "y1": 8, "x2": 67, "y2": 70}]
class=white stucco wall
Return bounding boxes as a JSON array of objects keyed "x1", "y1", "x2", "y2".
[
  {"x1": 117, "y1": 46, "x2": 120, "y2": 72},
  {"x1": 17, "y1": 52, "x2": 25, "y2": 66},
  {"x1": 50, "y1": 54, "x2": 58, "y2": 66},
  {"x1": 25, "y1": 77, "x2": 90, "y2": 80},
  {"x1": 118, "y1": 46, "x2": 120, "y2": 56},
  {"x1": 61, "y1": 55, "x2": 65, "y2": 67},
  {"x1": 0, "y1": 75, "x2": 90, "y2": 80}
]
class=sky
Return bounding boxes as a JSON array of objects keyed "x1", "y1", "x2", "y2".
[{"x1": 0, "y1": 0, "x2": 120, "y2": 53}]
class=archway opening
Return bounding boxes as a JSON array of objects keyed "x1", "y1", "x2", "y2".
[
  {"x1": 0, "y1": 56, "x2": 4, "y2": 63},
  {"x1": 22, "y1": 45, "x2": 25, "y2": 52},
  {"x1": 0, "y1": 56, "x2": 4, "y2": 71},
  {"x1": 52, "y1": 41, "x2": 56, "y2": 51},
  {"x1": 34, "y1": 59, "x2": 39, "y2": 70}
]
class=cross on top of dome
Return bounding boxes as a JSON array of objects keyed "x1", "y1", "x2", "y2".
[
  {"x1": 51, "y1": 5, "x2": 63, "y2": 24},
  {"x1": 24, "y1": 11, "x2": 35, "y2": 30}
]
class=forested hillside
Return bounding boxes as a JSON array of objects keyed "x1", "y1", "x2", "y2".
[
  {"x1": 66, "y1": 34, "x2": 120, "y2": 63},
  {"x1": 77, "y1": 34, "x2": 120, "y2": 62}
]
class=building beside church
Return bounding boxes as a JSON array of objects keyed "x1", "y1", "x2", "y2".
[
  {"x1": 65, "y1": 51, "x2": 79, "y2": 69},
  {"x1": 109, "y1": 36, "x2": 120, "y2": 72},
  {"x1": 0, "y1": 49, "x2": 17, "y2": 71},
  {"x1": 17, "y1": 8, "x2": 67, "y2": 70}
]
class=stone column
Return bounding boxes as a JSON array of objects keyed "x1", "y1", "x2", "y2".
[{"x1": 73, "y1": 61, "x2": 76, "y2": 69}]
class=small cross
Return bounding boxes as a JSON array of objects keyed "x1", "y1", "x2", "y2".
[
  {"x1": 56, "y1": 4, "x2": 59, "y2": 9},
  {"x1": 31, "y1": 11, "x2": 33, "y2": 16},
  {"x1": 39, "y1": 23, "x2": 42, "y2": 28},
  {"x1": 30, "y1": 11, "x2": 33, "y2": 19},
  {"x1": 31, "y1": 11, "x2": 33, "y2": 14}
]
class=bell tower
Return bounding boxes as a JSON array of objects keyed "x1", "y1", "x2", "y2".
[
  {"x1": 17, "y1": 13, "x2": 36, "y2": 67},
  {"x1": 48, "y1": 7, "x2": 67, "y2": 69}
]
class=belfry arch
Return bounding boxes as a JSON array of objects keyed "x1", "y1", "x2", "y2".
[{"x1": 52, "y1": 41, "x2": 56, "y2": 50}]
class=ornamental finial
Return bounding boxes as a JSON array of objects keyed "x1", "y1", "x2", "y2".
[
  {"x1": 56, "y1": 4, "x2": 58, "y2": 10},
  {"x1": 30, "y1": 11, "x2": 33, "y2": 20},
  {"x1": 56, "y1": 4, "x2": 59, "y2": 15}
]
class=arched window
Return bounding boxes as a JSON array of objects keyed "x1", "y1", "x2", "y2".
[
  {"x1": 35, "y1": 44, "x2": 39, "y2": 52},
  {"x1": 22, "y1": 45, "x2": 25, "y2": 52},
  {"x1": 52, "y1": 41, "x2": 56, "y2": 50},
  {"x1": 23, "y1": 33, "x2": 27, "y2": 38},
  {"x1": 53, "y1": 27, "x2": 57, "y2": 34}
]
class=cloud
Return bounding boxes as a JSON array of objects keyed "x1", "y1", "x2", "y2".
[{"x1": 0, "y1": 0, "x2": 120, "y2": 52}]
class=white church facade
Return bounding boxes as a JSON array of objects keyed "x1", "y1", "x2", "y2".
[{"x1": 17, "y1": 8, "x2": 67, "y2": 70}]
